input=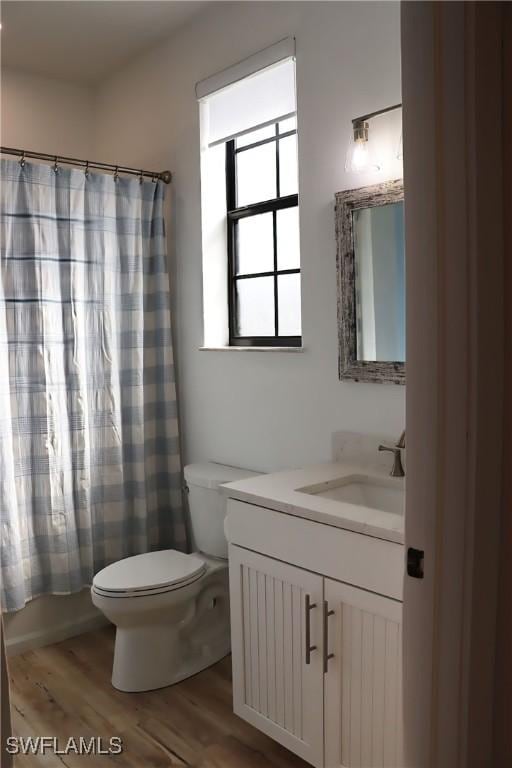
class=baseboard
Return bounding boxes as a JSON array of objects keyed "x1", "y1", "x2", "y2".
[{"x1": 5, "y1": 613, "x2": 110, "y2": 656}]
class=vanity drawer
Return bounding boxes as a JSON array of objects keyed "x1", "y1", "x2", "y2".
[{"x1": 225, "y1": 498, "x2": 404, "y2": 601}]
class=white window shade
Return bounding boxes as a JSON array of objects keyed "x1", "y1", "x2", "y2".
[{"x1": 198, "y1": 42, "x2": 296, "y2": 147}]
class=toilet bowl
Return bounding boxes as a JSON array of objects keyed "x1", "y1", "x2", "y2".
[
  {"x1": 91, "y1": 550, "x2": 229, "y2": 691},
  {"x1": 91, "y1": 462, "x2": 259, "y2": 692}
]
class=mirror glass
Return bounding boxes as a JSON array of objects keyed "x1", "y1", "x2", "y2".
[{"x1": 353, "y1": 201, "x2": 405, "y2": 362}]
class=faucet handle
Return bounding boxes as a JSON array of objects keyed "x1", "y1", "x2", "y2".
[
  {"x1": 396, "y1": 430, "x2": 405, "y2": 449},
  {"x1": 378, "y1": 444, "x2": 398, "y2": 455}
]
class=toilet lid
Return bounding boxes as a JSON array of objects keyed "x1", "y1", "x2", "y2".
[{"x1": 92, "y1": 550, "x2": 206, "y2": 594}]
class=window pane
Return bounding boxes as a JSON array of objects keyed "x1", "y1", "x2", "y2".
[
  {"x1": 276, "y1": 207, "x2": 300, "y2": 270},
  {"x1": 279, "y1": 115, "x2": 297, "y2": 133},
  {"x1": 236, "y1": 142, "x2": 276, "y2": 207},
  {"x1": 278, "y1": 273, "x2": 301, "y2": 336},
  {"x1": 236, "y1": 125, "x2": 275, "y2": 148},
  {"x1": 237, "y1": 213, "x2": 274, "y2": 275},
  {"x1": 236, "y1": 276, "x2": 275, "y2": 337},
  {"x1": 279, "y1": 134, "x2": 298, "y2": 196}
]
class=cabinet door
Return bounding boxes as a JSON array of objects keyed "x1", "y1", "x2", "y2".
[
  {"x1": 324, "y1": 579, "x2": 404, "y2": 768},
  {"x1": 229, "y1": 544, "x2": 324, "y2": 767}
]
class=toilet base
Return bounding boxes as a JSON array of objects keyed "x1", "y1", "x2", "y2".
[{"x1": 111, "y1": 623, "x2": 231, "y2": 692}]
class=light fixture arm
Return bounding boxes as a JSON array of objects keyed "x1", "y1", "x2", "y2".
[{"x1": 352, "y1": 102, "x2": 402, "y2": 128}]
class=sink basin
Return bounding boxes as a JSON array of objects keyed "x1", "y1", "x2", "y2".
[{"x1": 297, "y1": 475, "x2": 404, "y2": 516}]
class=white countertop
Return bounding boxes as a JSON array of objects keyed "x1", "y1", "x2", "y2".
[{"x1": 222, "y1": 461, "x2": 405, "y2": 544}]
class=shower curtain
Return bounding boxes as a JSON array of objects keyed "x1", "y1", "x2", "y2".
[{"x1": 0, "y1": 159, "x2": 186, "y2": 612}]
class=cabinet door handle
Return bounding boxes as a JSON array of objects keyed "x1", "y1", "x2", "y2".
[
  {"x1": 323, "y1": 600, "x2": 335, "y2": 673},
  {"x1": 305, "y1": 594, "x2": 317, "y2": 665}
]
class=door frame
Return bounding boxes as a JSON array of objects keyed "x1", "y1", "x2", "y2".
[
  {"x1": 401, "y1": 3, "x2": 505, "y2": 766},
  {"x1": 494, "y1": 4, "x2": 512, "y2": 764}
]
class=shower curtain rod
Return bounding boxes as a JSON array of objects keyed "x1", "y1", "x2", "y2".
[{"x1": 0, "y1": 146, "x2": 172, "y2": 184}]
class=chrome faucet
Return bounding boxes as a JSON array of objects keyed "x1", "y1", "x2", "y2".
[{"x1": 378, "y1": 430, "x2": 405, "y2": 477}]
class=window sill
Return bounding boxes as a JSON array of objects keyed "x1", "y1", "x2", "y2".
[{"x1": 199, "y1": 346, "x2": 305, "y2": 353}]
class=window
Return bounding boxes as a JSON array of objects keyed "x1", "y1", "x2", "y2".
[
  {"x1": 226, "y1": 117, "x2": 301, "y2": 346},
  {"x1": 197, "y1": 40, "x2": 302, "y2": 348}
]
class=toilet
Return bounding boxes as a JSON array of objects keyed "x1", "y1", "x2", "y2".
[{"x1": 91, "y1": 462, "x2": 258, "y2": 692}]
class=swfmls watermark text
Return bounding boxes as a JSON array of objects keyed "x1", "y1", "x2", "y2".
[{"x1": 6, "y1": 736, "x2": 123, "y2": 756}]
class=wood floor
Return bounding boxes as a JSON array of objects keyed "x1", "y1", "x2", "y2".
[{"x1": 7, "y1": 626, "x2": 310, "y2": 768}]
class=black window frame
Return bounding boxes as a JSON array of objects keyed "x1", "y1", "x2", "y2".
[{"x1": 226, "y1": 121, "x2": 301, "y2": 347}]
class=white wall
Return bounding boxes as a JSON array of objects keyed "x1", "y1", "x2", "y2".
[
  {"x1": 0, "y1": 70, "x2": 103, "y2": 648},
  {"x1": 94, "y1": 1, "x2": 405, "y2": 473},
  {"x1": 1, "y1": 69, "x2": 95, "y2": 155}
]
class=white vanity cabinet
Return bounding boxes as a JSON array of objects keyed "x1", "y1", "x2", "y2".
[{"x1": 226, "y1": 498, "x2": 404, "y2": 768}]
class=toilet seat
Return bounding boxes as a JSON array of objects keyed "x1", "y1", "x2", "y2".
[{"x1": 92, "y1": 550, "x2": 206, "y2": 598}]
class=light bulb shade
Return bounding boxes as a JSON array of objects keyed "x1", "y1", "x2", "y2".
[
  {"x1": 345, "y1": 137, "x2": 371, "y2": 173},
  {"x1": 345, "y1": 120, "x2": 381, "y2": 174}
]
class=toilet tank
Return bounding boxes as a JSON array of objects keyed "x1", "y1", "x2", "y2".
[{"x1": 184, "y1": 462, "x2": 260, "y2": 559}]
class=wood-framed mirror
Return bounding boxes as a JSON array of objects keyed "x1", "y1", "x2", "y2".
[{"x1": 335, "y1": 179, "x2": 405, "y2": 384}]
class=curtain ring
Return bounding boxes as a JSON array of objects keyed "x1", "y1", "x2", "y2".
[
  {"x1": 152, "y1": 174, "x2": 157, "y2": 184},
  {"x1": 19, "y1": 151, "x2": 26, "y2": 168},
  {"x1": 53, "y1": 156, "x2": 59, "y2": 173},
  {"x1": 114, "y1": 166, "x2": 119, "y2": 182},
  {"x1": 139, "y1": 169, "x2": 144, "y2": 185},
  {"x1": 84, "y1": 160, "x2": 89, "y2": 179}
]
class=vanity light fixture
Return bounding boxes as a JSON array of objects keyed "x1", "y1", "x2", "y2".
[{"x1": 345, "y1": 102, "x2": 402, "y2": 174}]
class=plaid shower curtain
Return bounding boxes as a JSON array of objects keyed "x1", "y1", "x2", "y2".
[{"x1": 0, "y1": 159, "x2": 186, "y2": 612}]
